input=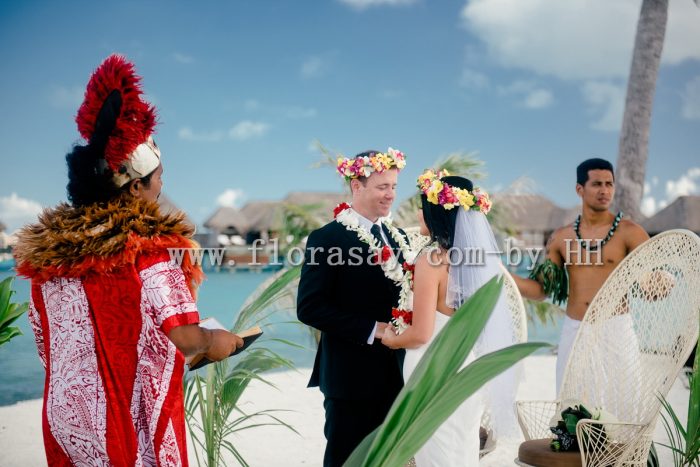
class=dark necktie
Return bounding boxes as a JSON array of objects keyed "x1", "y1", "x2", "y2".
[{"x1": 370, "y1": 224, "x2": 386, "y2": 246}]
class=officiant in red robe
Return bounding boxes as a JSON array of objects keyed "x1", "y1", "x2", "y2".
[{"x1": 14, "y1": 55, "x2": 243, "y2": 466}]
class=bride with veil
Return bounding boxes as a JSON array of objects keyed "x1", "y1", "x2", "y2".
[{"x1": 381, "y1": 170, "x2": 520, "y2": 466}]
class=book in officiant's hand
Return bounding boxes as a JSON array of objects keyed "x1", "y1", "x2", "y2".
[{"x1": 187, "y1": 318, "x2": 263, "y2": 371}]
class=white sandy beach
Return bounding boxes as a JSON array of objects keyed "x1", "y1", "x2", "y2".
[{"x1": 0, "y1": 355, "x2": 690, "y2": 466}]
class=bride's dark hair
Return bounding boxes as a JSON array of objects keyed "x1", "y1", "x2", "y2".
[{"x1": 420, "y1": 175, "x2": 474, "y2": 250}]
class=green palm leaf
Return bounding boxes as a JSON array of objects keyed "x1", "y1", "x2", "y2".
[
  {"x1": 0, "y1": 277, "x2": 29, "y2": 347},
  {"x1": 659, "y1": 335, "x2": 700, "y2": 466},
  {"x1": 185, "y1": 266, "x2": 304, "y2": 466}
]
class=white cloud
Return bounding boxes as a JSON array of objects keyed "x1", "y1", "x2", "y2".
[
  {"x1": 284, "y1": 106, "x2": 318, "y2": 119},
  {"x1": 497, "y1": 80, "x2": 553, "y2": 109},
  {"x1": 0, "y1": 193, "x2": 43, "y2": 232},
  {"x1": 178, "y1": 127, "x2": 224, "y2": 142},
  {"x1": 663, "y1": 0, "x2": 700, "y2": 65},
  {"x1": 307, "y1": 139, "x2": 321, "y2": 152},
  {"x1": 681, "y1": 75, "x2": 700, "y2": 120},
  {"x1": 461, "y1": 0, "x2": 700, "y2": 81},
  {"x1": 641, "y1": 182, "x2": 657, "y2": 217},
  {"x1": 172, "y1": 53, "x2": 194, "y2": 64},
  {"x1": 665, "y1": 167, "x2": 700, "y2": 200},
  {"x1": 643, "y1": 168, "x2": 700, "y2": 216},
  {"x1": 338, "y1": 0, "x2": 416, "y2": 11},
  {"x1": 243, "y1": 99, "x2": 316, "y2": 118},
  {"x1": 300, "y1": 56, "x2": 328, "y2": 79},
  {"x1": 216, "y1": 189, "x2": 245, "y2": 208},
  {"x1": 581, "y1": 81, "x2": 625, "y2": 131},
  {"x1": 640, "y1": 195, "x2": 657, "y2": 217},
  {"x1": 523, "y1": 89, "x2": 553, "y2": 109},
  {"x1": 179, "y1": 121, "x2": 270, "y2": 142},
  {"x1": 460, "y1": 68, "x2": 490, "y2": 89},
  {"x1": 245, "y1": 99, "x2": 260, "y2": 111},
  {"x1": 49, "y1": 85, "x2": 83, "y2": 109},
  {"x1": 228, "y1": 121, "x2": 269, "y2": 141}
]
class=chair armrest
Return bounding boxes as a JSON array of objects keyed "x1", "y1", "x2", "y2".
[
  {"x1": 516, "y1": 400, "x2": 560, "y2": 440},
  {"x1": 575, "y1": 419, "x2": 654, "y2": 466}
]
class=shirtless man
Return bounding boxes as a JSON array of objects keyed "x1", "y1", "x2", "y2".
[{"x1": 512, "y1": 158, "x2": 649, "y2": 391}]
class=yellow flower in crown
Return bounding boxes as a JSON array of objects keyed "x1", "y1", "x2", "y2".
[
  {"x1": 335, "y1": 147, "x2": 407, "y2": 181},
  {"x1": 455, "y1": 188, "x2": 475, "y2": 208},
  {"x1": 426, "y1": 180, "x2": 443, "y2": 205}
]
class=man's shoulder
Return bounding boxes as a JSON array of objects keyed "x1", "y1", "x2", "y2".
[
  {"x1": 618, "y1": 217, "x2": 645, "y2": 232},
  {"x1": 550, "y1": 223, "x2": 574, "y2": 244},
  {"x1": 307, "y1": 221, "x2": 345, "y2": 245},
  {"x1": 618, "y1": 217, "x2": 650, "y2": 248},
  {"x1": 314, "y1": 220, "x2": 344, "y2": 235}
]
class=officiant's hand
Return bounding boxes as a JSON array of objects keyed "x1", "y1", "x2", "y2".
[
  {"x1": 168, "y1": 326, "x2": 243, "y2": 361},
  {"x1": 205, "y1": 329, "x2": 244, "y2": 361}
]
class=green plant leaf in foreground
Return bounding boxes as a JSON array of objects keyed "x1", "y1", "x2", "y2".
[
  {"x1": 0, "y1": 277, "x2": 29, "y2": 347},
  {"x1": 658, "y1": 336, "x2": 700, "y2": 466},
  {"x1": 344, "y1": 276, "x2": 549, "y2": 466},
  {"x1": 232, "y1": 266, "x2": 300, "y2": 332}
]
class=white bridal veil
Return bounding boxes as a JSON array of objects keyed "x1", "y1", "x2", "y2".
[{"x1": 446, "y1": 208, "x2": 521, "y2": 440}]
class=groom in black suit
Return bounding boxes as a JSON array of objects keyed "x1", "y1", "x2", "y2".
[{"x1": 297, "y1": 150, "x2": 407, "y2": 467}]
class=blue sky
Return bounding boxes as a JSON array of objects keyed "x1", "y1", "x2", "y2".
[{"x1": 1, "y1": 0, "x2": 699, "y2": 231}]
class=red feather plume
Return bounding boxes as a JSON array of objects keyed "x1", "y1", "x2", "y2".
[{"x1": 75, "y1": 54, "x2": 157, "y2": 172}]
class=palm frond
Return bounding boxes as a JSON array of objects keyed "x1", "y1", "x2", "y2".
[
  {"x1": 658, "y1": 336, "x2": 700, "y2": 466},
  {"x1": 0, "y1": 277, "x2": 29, "y2": 347},
  {"x1": 233, "y1": 266, "x2": 300, "y2": 331},
  {"x1": 185, "y1": 266, "x2": 304, "y2": 466},
  {"x1": 432, "y1": 151, "x2": 486, "y2": 180},
  {"x1": 525, "y1": 299, "x2": 564, "y2": 326}
]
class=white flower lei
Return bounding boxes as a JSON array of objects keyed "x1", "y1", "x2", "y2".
[{"x1": 335, "y1": 206, "x2": 416, "y2": 334}]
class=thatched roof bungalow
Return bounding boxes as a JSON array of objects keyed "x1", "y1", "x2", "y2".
[
  {"x1": 642, "y1": 195, "x2": 700, "y2": 236},
  {"x1": 204, "y1": 206, "x2": 250, "y2": 236},
  {"x1": 496, "y1": 194, "x2": 578, "y2": 247}
]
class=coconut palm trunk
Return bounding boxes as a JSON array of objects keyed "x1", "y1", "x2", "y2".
[{"x1": 614, "y1": 0, "x2": 668, "y2": 222}]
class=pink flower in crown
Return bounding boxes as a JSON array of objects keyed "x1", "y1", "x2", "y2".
[
  {"x1": 441, "y1": 186, "x2": 459, "y2": 205},
  {"x1": 475, "y1": 191, "x2": 492, "y2": 214}
]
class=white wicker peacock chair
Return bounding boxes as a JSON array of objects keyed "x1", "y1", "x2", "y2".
[{"x1": 515, "y1": 229, "x2": 700, "y2": 466}]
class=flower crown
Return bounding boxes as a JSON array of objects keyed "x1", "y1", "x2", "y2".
[
  {"x1": 416, "y1": 169, "x2": 492, "y2": 214},
  {"x1": 336, "y1": 147, "x2": 406, "y2": 181}
]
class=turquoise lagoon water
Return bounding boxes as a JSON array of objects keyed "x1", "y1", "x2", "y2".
[{"x1": 0, "y1": 268, "x2": 562, "y2": 407}]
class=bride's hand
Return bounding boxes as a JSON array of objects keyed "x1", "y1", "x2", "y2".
[{"x1": 381, "y1": 326, "x2": 400, "y2": 349}]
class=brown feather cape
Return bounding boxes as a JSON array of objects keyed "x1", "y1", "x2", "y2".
[{"x1": 13, "y1": 198, "x2": 203, "y2": 295}]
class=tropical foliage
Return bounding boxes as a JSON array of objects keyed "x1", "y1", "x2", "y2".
[
  {"x1": 279, "y1": 202, "x2": 323, "y2": 255},
  {"x1": 344, "y1": 277, "x2": 549, "y2": 466},
  {"x1": 185, "y1": 266, "x2": 303, "y2": 466},
  {"x1": 659, "y1": 338, "x2": 700, "y2": 466},
  {"x1": 0, "y1": 276, "x2": 28, "y2": 347},
  {"x1": 525, "y1": 299, "x2": 564, "y2": 327}
]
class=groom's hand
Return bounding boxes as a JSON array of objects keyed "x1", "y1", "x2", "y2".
[{"x1": 374, "y1": 322, "x2": 389, "y2": 340}]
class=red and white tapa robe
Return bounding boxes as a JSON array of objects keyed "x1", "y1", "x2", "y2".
[{"x1": 27, "y1": 251, "x2": 199, "y2": 466}]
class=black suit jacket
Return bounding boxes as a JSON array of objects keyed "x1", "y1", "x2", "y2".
[{"x1": 297, "y1": 220, "x2": 406, "y2": 400}]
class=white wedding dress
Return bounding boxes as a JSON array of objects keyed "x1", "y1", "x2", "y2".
[{"x1": 403, "y1": 311, "x2": 482, "y2": 467}]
